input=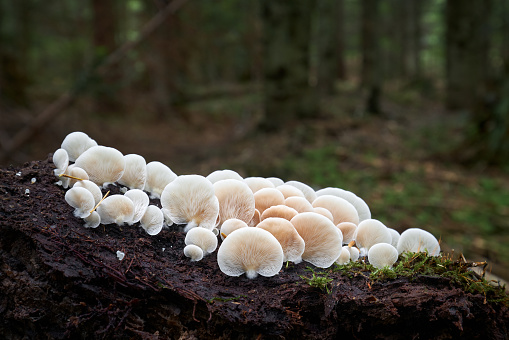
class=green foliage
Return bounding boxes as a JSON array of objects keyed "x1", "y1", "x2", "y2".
[{"x1": 299, "y1": 267, "x2": 333, "y2": 294}]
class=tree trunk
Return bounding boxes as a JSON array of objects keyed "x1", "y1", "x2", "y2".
[
  {"x1": 316, "y1": 0, "x2": 339, "y2": 94},
  {"x1": 260, "y1": 0, "x2": 318, "y2": 131}
]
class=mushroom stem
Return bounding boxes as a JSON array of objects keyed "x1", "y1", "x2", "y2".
[
  {"x1": 348, "y1": 240, "x2": 356, "y2": 248},
  {"x1": 221, "y1": 232, "x2": 227, "y2": 239},
  {"x1": 89, "y1": 190, "x2": 110, "y2": 214},
  {"x1": 59, "y1": 173, "x2": 86, "y2": 181}
]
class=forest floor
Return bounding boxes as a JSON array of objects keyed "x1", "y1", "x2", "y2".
[{"x1": 4, "y1": 80, "x2": 509, "y2": 283}]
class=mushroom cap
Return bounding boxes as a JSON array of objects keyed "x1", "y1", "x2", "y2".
[
  {"x1": 206, "y1": 169, "x2": 243, "y2": 183},
  {"x1": 316, "y1": 187, "x2": 371, "y2": 222},
  {"x1": 161, "y1": 174, "x2": 219, "y2": 231},
  {"x1": 220, "y1": 218, "x2": 248, "y2": 240},
  {"x1": 290, "y1": 212, "x2": 343, "y2": 268},
  {"x1": 354, "y1": 219, "x2": 392, "y2": 251},
  {"x1": 184, "y1": 244, "x2": 204, "y2": 262},
  {"x1": 284, "y1": 196, "x2": 314, "y2": 213},
  {"x1": 312, "y1": 195, "x2": 359, "y2": 225},
  {"x1": 276, "y1": 184, "x2": 305, "y2": 199},
  {"x1": 285, "y1": 180, "x2": 317, "y2": 203},
  {"x1": 260, "y1": 205, "x2": 298, "y2": 221},
  {"x1": 67, "y1": 167, "x2": 89, "y2": 188},
  {"x1": 140, "y1": 205, "x2": 164, "y2": 236},
  {"x1": 73, "y1": 179, "x2": 103, "y2": 205},
  {"x1": 337, "y1": 222, "x2": 357, "y2": 245},
  {"x1": 313, "y1": 207, "x2": 334, "y2": 222},
  {"x1": 368, "y1": 243, "x2": 399, "y2": 269},
  {"x1": 397, "y1": 228, "x2": 440, "y2": 256},
  {"x1": 213, "y1": 179, "x2": 255, "y2": 227},
  {"x1": 52, "y1": 148, "x2": 69, "y2": 176},
  {"x1": 144, "y1": 161, "x2": 177, "y2": 199},
  {"x1": 257, "y1": 217, "x2": 305, "y2": 263},
  {"x1": 336, "y1": 246, "x2": 351, "y2": 265},
  {"x1": 244, "y1": 177, "x2": 275, "y2": 193},
  {"x1": 65, "y1": 186, "x2": 95, "y2": 218},
  {"x1": 253, "y1": 187, "x2": 285, "y2": 215},
  {"x1": 248, "y1": 209, "x2": 261, "y2": 227},
  {"x1": 185, "y1": 227, "x2": 218, "y2": 255},
  {"x1": 96, "y1": 194, "x2": 135, "y2": 226},
  {"x1": 124, "y1": 189, "x2": 150, "y2": 224},
  {"x1": 388, "y1": 228, "x2": 401, "y2": 248},
  {"x1": 117, "y1": 154, "x2": 147, "y2": 190},
  {"x1": 266, "y1": 177, "x2": 285, "y2": 187},
  {"x1": 347, "y1": 246, "x2": 360, "y2": 262},
  {"x1": 217, "y1": 227, "x2": 284, "y2": 279},
  {"x1": 61, "y1": 131, "x2": 98, "y2": 162},
  {"x1": 83, "y1": 211, "x2": 101, "y2": 228},
  {"x1": 74, "y1": 146, "x2": 125, "y2": 187}
]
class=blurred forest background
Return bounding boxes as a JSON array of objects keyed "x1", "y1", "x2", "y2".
[{"x1": 1, "y1": 0, "x2": 509, "y2": 280}]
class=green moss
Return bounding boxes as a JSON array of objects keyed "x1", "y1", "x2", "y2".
[{"x1": 299, "y1": 267, "x2": 333, "y2": 294}]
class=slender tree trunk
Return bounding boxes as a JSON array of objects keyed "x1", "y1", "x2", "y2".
[
  {"x1": 361, "y1": 0, "x2": 381, "y2": 115},
  {"x1": 316, "y1": 0, "x2": 339, "y2": 94},
  {"x1": 260, "y1": 0, "x2": 318, "y2": 131}
]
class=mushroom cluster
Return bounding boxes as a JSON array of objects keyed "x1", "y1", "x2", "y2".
[{"x1": 52, "y1": 131, "x2": 442, "y2": 279}]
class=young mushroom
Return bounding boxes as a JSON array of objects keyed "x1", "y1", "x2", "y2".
[
  {"x1": 96, "y1": 194, "x2": 135, "y2": 226},
  {"x1": 290, "y1": 212, "x2": 343, "y2": 268},
  {"x1": 284, "y1": 196, "x2": 314, "y2": 213},
  {"x1": 335, "y1": 246, "x2": 351, "y2": 265},
  {"x1": 388, "y1": 228, "x2": 401, "y2": 248},
  {"x1": 397, "y1": 228, "x2": 440, "y2": 256},
  {"x1": 74, "y1": 146, "x2": 125, "y2": 187},
  {"x1": 260, "y1": 205, "x2": 298, "y2": 221},
  {"x1": 83, "y1": 211, "x2": 101, "y2": 229},
  {"x1": 337, "y1": 222, "x2": 357, "y2": 245},
  {"x1": 313, "y1": 207, "x2": 334, "y2": 222},
  {"x1": 206, "y1": 169, "x2": 243, "y2": 183},
  {"x1": 60, "y1": 131, "x2": 98, "y2": 162},
  {"x1": 253, "y1": 187, "x2": 285, "y2": 215},
  {"x1": 213, "y1": 179, "x2": 255, "y2": 227},
  {"x1": 140, "y1": 205, "x2": 164, "y2": 236},
  {"x1": 368, "y1": 243, "x2": 399, "y2": 269},
  {"x1": 144, "y1": 161, "x2": 177, "y2": 199},
  {"x1": 66, "y1": 167, "x2": 89, "y2": 188},
  {"x1": 124, "y1": 189, "x2": 150, "y2": 224},
  {"x1": 52, "y1": 148, "x2": 69, "y2": 176},
  {"x1": 354, "y1": 219, "x2": 392, "y2": 252},
  {"x1": 217, "y1": 227, "x2": 284, "y2": 279},
  {"x1": 161, "y1": 174, "x2": 219, "y2": 231},
  {"x1": 184, "y1": 244, "x2": 204, "y2": 262},
  {"x1": 65, "y1": 186, "x2": 95, "y2": 218},
  {"x1": 312, "y1": 195, "x2": 359, "y2": 225},
  {"x1": 316, "y1": 187, "x2": 371, "y2": 222},
  {"x1": 220, "y1": 218, "x2": 248, "y2": 240},
  {"x1": 266, "y1": 177, "x2": 285, "y2": 187},
  {"x1": 73, "y1": 179, "x2": 103, "y2": 205},
  {"x1": 185, "y1": 227, "x2": 218, "y2": 255},
  {"x1": 117, "y1": 154, "x2": 147, "y2": 190},
  {"x1": 276, "y1": 184, "x2": 305, "y2": 199},
  {"x1": 257, "y1": 217, "x2": 305, "y2": 263},
  {"x1": 244, "y1": 177, "x2": 275, "y2": 193},
  {"x1": 284, "y1": 180, "x2": 317, "y2": 203}
]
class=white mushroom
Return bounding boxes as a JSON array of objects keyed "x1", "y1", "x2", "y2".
[
  {"x1": 83, "y1": 211, "x2": 101, "y2": 228},
  {"x1": 60, "y1": 131, "x2": 98, "y2": 162},
  {"x1": 74, "y1": 146, "x2": 125, "y2": 187},
  {"x1": 248, "y1": 209, "x2": 261, "y2": 227},
  {"x1": 73, "y1": 179, "x2": 103, "y2": 205},
  {"x1": 260, "y1": 205, "x2": 298, "y2": 221},
  {"x1": 124, "y1": 189, "x2": 150, "y2": 224},
  {"x1": 220, "y1": 218, "x2": 248, "y2": 240},
  {"x1": 313, "y1": 207, "x2": 334, "y2": 222},
  {"x1": 161, "y1": 208, "x2": 174, "y2": 227},
  {"x1": 266, "y1": 177, "x2": 285, "y2": 187},
  {"x1": 52, "y1": 148, "x2": 69, "y2": 176},
  {"x1": 337, "y1": 222, "x2": 357, "y2": 245},
  {"x1": 276, "y1": 184, "x2": 305, "y2": 199},
  {"x1": 257, "y1": 217, "x2": 305, "y2": 263},
  {"x1": 217, "y1": 227, "x2": 284, "y2": 279},
  {"x1": 284, "y1": 196, "x2": 314, "y2": 213},
  {"x1": 312, "y1": 195, "x2": 359, "y2": 225},
  {"x1": 388, "y1": 228, "x2": 401, "y2": 248},
  {"x1": 244, "y1": 177, "x2": 275, "y2": 193},
  {"x1": 335, "y1": 246, "x2": 351, "y2": 265},
  {"x1": 161, "y1": 175, "x2": 219, "y2": 231},
  {"x1": 213, "y1": 179, "x2": 255, "y2": 227},
  {"x1": 397, "y1": 228, "x2": 440, "y2": 256},
  {"x1": 117, "y1": 154, "x2": 147, "y2": 190},
  {"x1": 316, "y1": 187, "x2": 371, "y2": 222},
  {"x1": 347, "y1": 246, "x2": 360, "y2": 262},
  {"x1": 206, "y1": 169, "x2": 243, "y2": 183},
  {"x1": 144, "y1": 161, "x2": 177, "y2": 199},
  {"x1": 96, "y1": 194, "x2": 135, "y2": 226},
  {"x1": 285, "y1": 180, "x2": 317, "y2": 203},
  {"x1": 368, "y1": 243, "x2": 399, "y2": 269},
  {"x1": 290, "y1": 212, "x2": 343, "y2": 268},
  {"x1": 253, "y1": 187, "x2": 285, "y2": 215},
  {"x1": 67, "y1": 166, "x2": 89, "y2": 188},
  {"x1": 185, "y1": 227, "x2": 218, "y2": 255},
  {"x1": 65, "y1": 186, "x2": 95, "y2": 218},
  {"x1": 354, "y1": 219, "x2": 392, "y2": 251},
  {"x1": 140, "y1": 205, "x2": 164, "y2": 236},
  {"x1": 184, "y1": 244, "x2": 204, "y2": 262}
]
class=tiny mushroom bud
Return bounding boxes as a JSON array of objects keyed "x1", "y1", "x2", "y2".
[
  {"x1": 285, "y1": 180, "x2": 317, "y2": 203},
  {"x1": 83, "y1": 211, "x2": 101, "y2": 228},
  {"x1": 65, "y1": 186, "x2": 95, "y2": 218},
  {"x1": 206, "y1": 169, "x2": 243, "y2": 183},
  {"x1": 145, "y1": 161, "x2": 177, "y2": 199},
  {"x1": 117, "y1": 154, "x2": 147, "y2": 190},
  {"x1": 96, "y1": 194, "x2": 135, "y2": 226},
  {"x1": 312, "y1": 195, "x2": 359, "y2": 225},
  {"x1": 244, "y1": 177, "x2": 275, "y2": 193},
  {"x1": 161, "y1": 174, "x2": 219, "y2": 231},
  {"x1": 253, "y1": 187, "x2": 285, "y2": 215},
  {"x1": 284, "y1": 196, "x2": 314, "y2": 213},
  {"x1": 260, "y1": 205, "x2": 298, "y2": 221},
  {"x1": 185, "y1": 227, "x2": 218, "y2": 255},
  {"x1": 276, "y1": 184, "x2": 305, "y2": 199},
  {"x1": 257, "y1": 217, "x2": 305, "y2": 263},
  {"x1": 52, "y1": 148, "x2": 69, "y2": 176},
  {"x1": 397, "y1": 228, "x2": 440, "y2": 256},
  {"x1": 347, "y1": 246, "x2": 360, "y2": 262},
  {"x1": 73, "y1": 179, "x2": 103, "y2": 205},
  {"x1": 354, "y1": 219, "x2": 392, "y2": 251},
  {"x1": 217, "y1": 227, "x2": 284, "y2": 279},
  {"x1": 184, "y1": 244, "x2": 204, "y2": 262},
  {"x1": 290, "y1": 212, "x2": 343, "y2": 268},
  {"x1": 124, "y1": 189, "x2": 150, "y2": 224},
  {"x1": 140, "y1": 205, "x2": 164, "y2": 236},
  {"x1": 368, "y1": 243, "x2": 399, "y2": 269},
  {"x1": 337, "y1": 222, "x2": 357, "y2": 245},
  {"x1": 336, "y1": 246, "x2": 351, "y2": 265},
  {"x1": 74, "y1": 146, "x2": 125, "y2": 187},
  {"x1": 61, "y1": 131, "x2": 98, "y2": 162},
  {"x1": 213, "y1": 179, "x2": 255, "y2": 227},
  {"x1": 220, "y1": 218, "x2": 248, "y2": 240}
]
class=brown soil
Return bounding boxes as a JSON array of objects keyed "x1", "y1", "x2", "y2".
[{"x1": 1, "y1": 157, "x2": 508, "y2": 339}]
